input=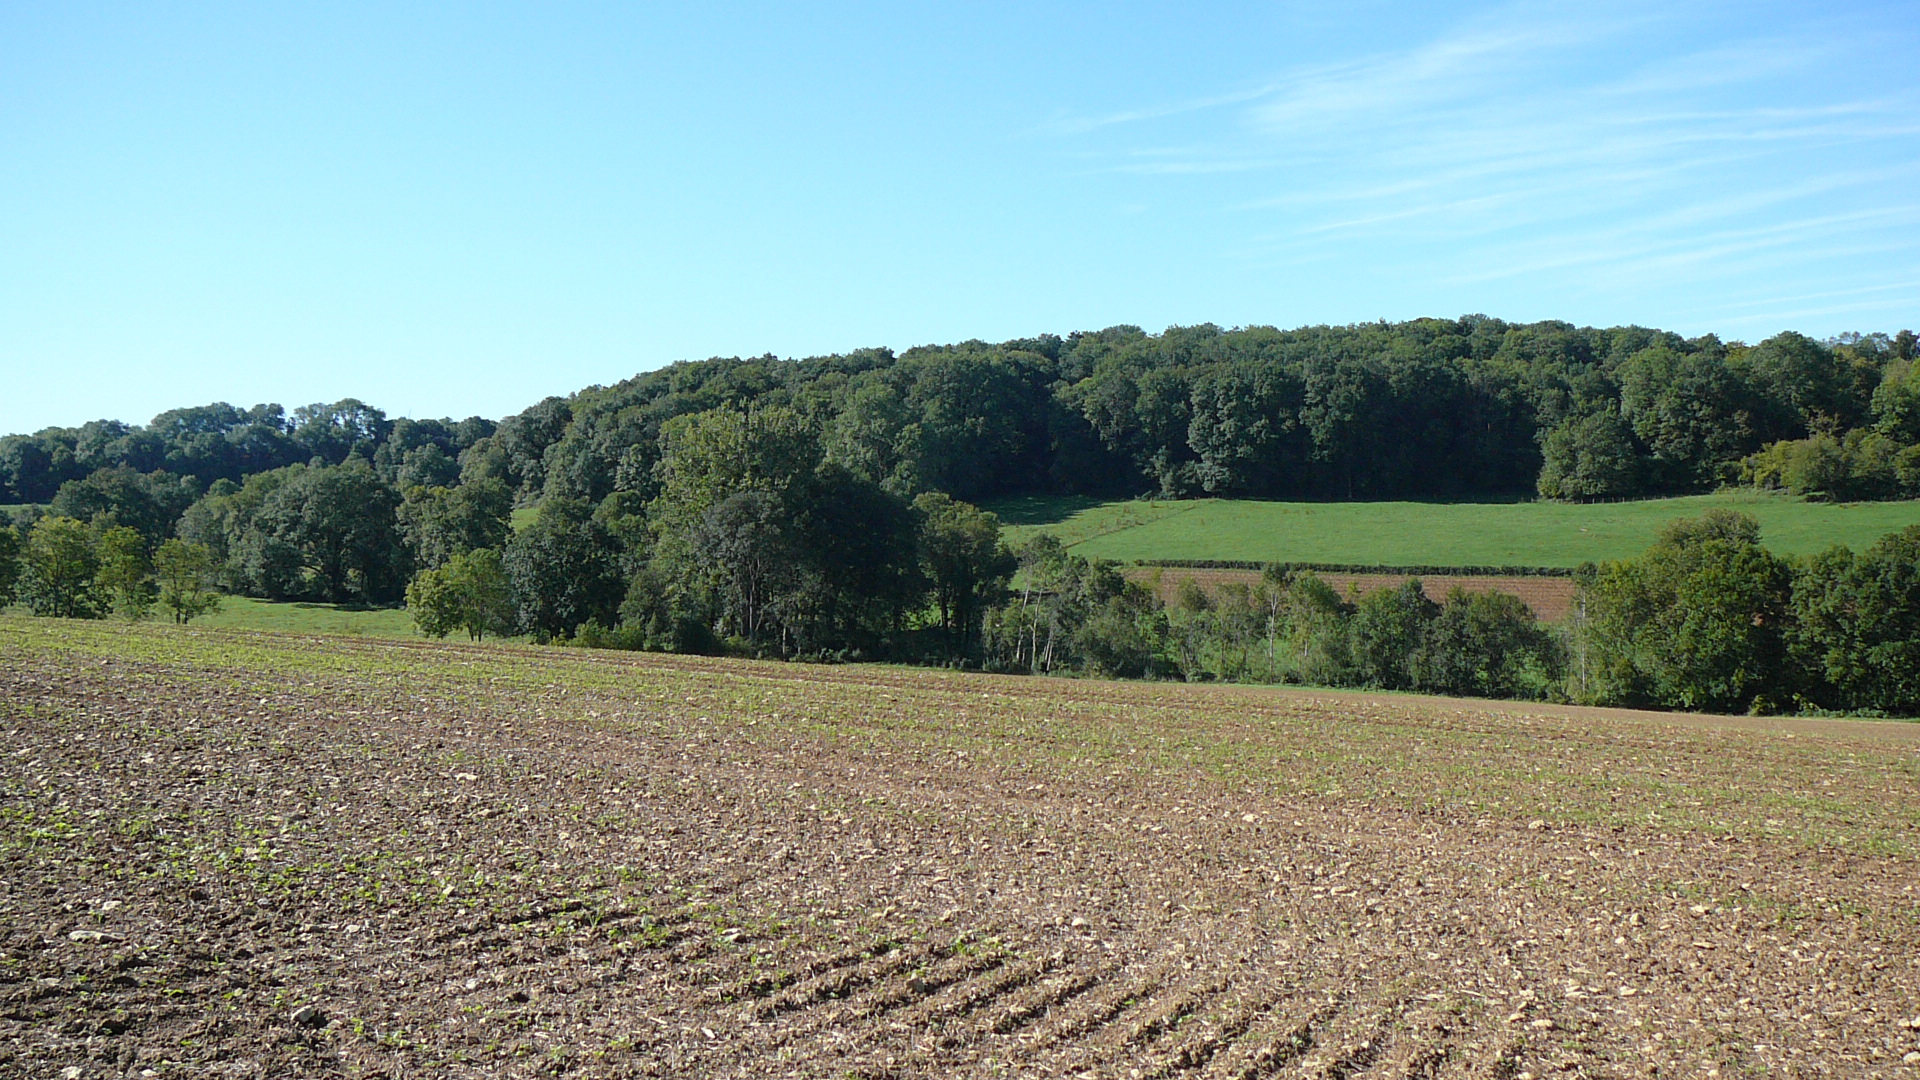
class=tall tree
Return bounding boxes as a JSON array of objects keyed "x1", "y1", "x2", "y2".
[
  {"x1": 407, "y1": 548, "x2": 515, "y2": 641},
  {"x1": 1537, "y1": 410, "x2": 1641, "y2": 500},
  {"x1": 913, "y1": 492, "x2": 1014, "y2": 653},
  {"x1": 20, "y1": 516, "x2": 101, "y2": 618},
  {"x1": 94, "y1": 524, "x2": 154, "y2": 620},
  {"x1": 1577, "y1": 510, "x2": 1792, "y2": 712},
  {"x1": 153, "y1": 539, "x2": 223, "y2": 624},
  {"x1": 397, "y1": 478, "x2": 513, "y2": 569},
  {"x1": 503, "y1": 497, "x2": 624, "y2": 641},
  {"x1": 1349, "y1": 580, "x2": 1438, "y2": 690},
  {"x1": 250, "y1": 462, "x2": 409, "y2": 603},
  {"x1": 1790, "y1": 526, "x2": 1920, "y2": 714},
  {"x1": 0, "y1": 524, "x2": 20, "y2": 607}
]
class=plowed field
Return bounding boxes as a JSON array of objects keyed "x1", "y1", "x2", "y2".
[{"x1": 4, "y1": 619, "x2": 1919, "y2": 1078}]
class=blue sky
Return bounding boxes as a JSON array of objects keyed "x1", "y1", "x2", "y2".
[{"x1": 4, "y1": 1, "x2": 1917, "y2": 434}]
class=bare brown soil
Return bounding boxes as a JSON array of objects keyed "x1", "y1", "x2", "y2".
[
  {"x1": 3, "y1": 620, "x2": 1919, "y2": 1078},
  {"x1": 1134, "y1": 569, "x2": 1580, "y2": 623}
]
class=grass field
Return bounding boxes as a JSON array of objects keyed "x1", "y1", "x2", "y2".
[
  {"x1": 4, "y1": 617, "x2": 1917, "y2": 1076},
  {"x1": 189, "y1": 594, "x2": 421, "y2": 637},
  {"x1": 0, "y1": 596, "x2": 424, "y2": 638},
  {"x1": 990, "y1": 491, "x2": 1920, "y2": 568}
]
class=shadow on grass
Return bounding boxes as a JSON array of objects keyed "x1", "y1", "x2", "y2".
[
  {"x1": 982, "y1": 494, "x2": 1114, "y2": 526},
  {"x1": 279, "y1": 601, "x2": 402, "y2": 613}
]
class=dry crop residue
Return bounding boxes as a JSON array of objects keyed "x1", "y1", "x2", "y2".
[{"x1": 3, "y1": 619, "x2": 1919, "y2": 1078}]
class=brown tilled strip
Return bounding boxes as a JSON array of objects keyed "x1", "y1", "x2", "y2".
[
  {"x1": 1021, "y1": 959, "x2": 1177, "y2": 1050},
  {"x1": 745, "y1": 938, "x2": 934, "y2": 1023},
  {"x1": 704, "y1": 935, "x2": 902, "y2": 1010},
  {"x1": 914, "y1": 955, "x2": 1060, "y2": 1045},
  {"x1": 1302, "y1": 997, "x2": 1406, "y2": 1080},
  {"x1": 740, "y1": 942, "x2": 1014, "y2": 1066},
  {"x1": 1150, "y1": 985, "x2": 1292, "y2": 1077},
  {"x1": 840, "y1": 944, "x2": 1014, "y2": 1023},
  {"x1": 1123, "y1": 975, "x2": 1234, "y2": 1049},
  {"x1": 987, "y1": 958, "x2": 1122, "y2": 1036},
  {"x1": 1362, "y1": 1005, "x2": 1455, "y2": 1080},
  {"x1": 1203, "y1": 999, "x2": 1339, "y2": 1080}
]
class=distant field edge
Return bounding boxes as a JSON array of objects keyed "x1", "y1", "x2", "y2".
[
  {"x1": 1246, "y1": 682, "x2": 1920, "y2": 743},
  {"x1": 1136, "y1": 559, "x2": 1575, "y2": 577},
  {"x1": 7, "y1": 615, "x2": 1914, "y2": 739}
]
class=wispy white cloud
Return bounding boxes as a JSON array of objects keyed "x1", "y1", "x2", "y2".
[
  {"x1": 1038, "y1": 82, "x2": 1282, "y2": 136},
  {"x1": 1715, "y1": 280, "x2": 1920, "y2": 311},
  {"x1": 1049, "y1": 0, "x2": 1920, "y2": 329},
  {"x1": 1713, "y1": 296, "x2": 1920, "y2": 328}
]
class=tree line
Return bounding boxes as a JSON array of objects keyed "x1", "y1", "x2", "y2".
[{"x1": 6, "y1": 320, "x2": 1919, "y2": 515}]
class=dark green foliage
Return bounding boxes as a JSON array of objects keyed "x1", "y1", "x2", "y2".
[
  {"x1": 9, "y1": 320, "x2": 1919, "y2": 517},
  {"x1": 49, "y1": 466, "x2": 200, "y2": 547},
  {"x1": 406, "y1": 548, "x2": 515, "y2": 641},
  {"x1": 914, "y1": 492, "x2": 1016, "y2": 655},
  {"x1": 1412, "y1": 589, "x2": 1561, "y2": 699},
  {"x1": 1789, "y1": 527, "x2": 1920, "y2": 714},
  {"x1": 637, "y1": 405, "x2": 927, "y2": 656},
  {"x1": 1743, "y1": 430, "x2": 1919, "y2": 502},
  {"x1": 1736, "y1": 330, "x2": 1873, "y2": 439},
  {"x1": 691, "y1": 489, "x2": 795, "y2": 644},
  {"x1": 1617, "y1": 345, "x2": 1755, "y2": 491},
  {"x1": 153, "y1": 539, "x2": 222, "y2": 624},
  {"x1": 397, "y1": 478, "x2": 513, "y2": 569},
  {"x1": 503, "y1": 497, "x2": 625, "y2": 641},
  {"x1": 1074, "y1": 590, "x2": 1167, "y2": 678},
  {"x1": 94, "y1": 524, "x2": 154, "y2": 620},
  {"x1": 248, "y1": 462, "x2": 409, "y2": 604},
  {"x1": 983, "y1": 537, "x2": 1167, "y2": 676},
  {"x1": 1272, "y1": 572, "x2": 1354, "y2": 686},
  {"x1": 174, "y1": 463, "x2": 412, "y2": 603},
  {"x1": 1349, "y1": 580, "x2": 1439, "y2": 690},
  {"x1": 1537, "y1": 410, "x2": 1640, "y2": 500},
  {"x1": 0, "y1": 526, "x2": 17, "y2": 606},
  {"x1": 1574, "y1": 510, "x2": 1792, "y2": 713},
  {"x1": 20, "y1": 516, "x2": 101, "y2": 618},
  {"x1": 289, "y1": 399, "x2": 391, "y2": 466},
  {"x1": 781, "y1": 471, "x2": 925, "y2": 653},
  {"x1": 11, "y1": 317, "x2": 1920, "y2": 714},
  {"x1": 1871, "y1": 358, "x2": 1920, "y2": 443}
]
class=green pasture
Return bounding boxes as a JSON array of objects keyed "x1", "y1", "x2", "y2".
[
  {"x1": 988, "y1": 491, "x2": 1920, "y2": 569},
  {"x1": 188, "y1": 595, "x2": 420, "y2": 638}
]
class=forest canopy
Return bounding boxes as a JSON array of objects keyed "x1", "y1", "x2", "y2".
[{"x1": 7, "y1": 318, "x2": 1915, "y2": 513}]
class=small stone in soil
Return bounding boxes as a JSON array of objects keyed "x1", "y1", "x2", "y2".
[{"x1": 290, "y1": 1004, "x2": 327, "y2": 1028}]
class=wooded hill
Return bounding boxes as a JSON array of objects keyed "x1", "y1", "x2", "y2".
[{"x1": 6, "y1": 316, "x2": 1920, "y2": 510}]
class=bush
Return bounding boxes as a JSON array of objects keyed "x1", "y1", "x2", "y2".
[
  {"x1": 1413, "y1": 589, "x2": 1562, "y2": 700},
  {"x1": 1789, "y1": 526, "x2": 1920, "y2": 714},
  {"x1": 1574, "y1": 510, "x2": 1791, "y2": 712}
]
